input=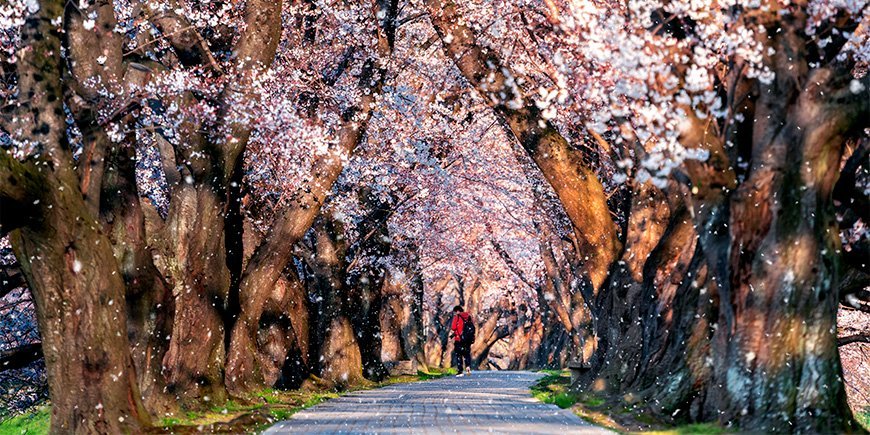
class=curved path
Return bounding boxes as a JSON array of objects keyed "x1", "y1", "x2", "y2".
[{"x1": 265, "y1": 371, "x2": 609, "y2": 434}]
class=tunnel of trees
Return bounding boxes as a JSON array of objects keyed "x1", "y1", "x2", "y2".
[{"x1": 0, "y1": 0, "x2": 868, "y2": 433}]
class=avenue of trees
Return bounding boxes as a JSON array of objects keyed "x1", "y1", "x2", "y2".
[{"x1": 0, "y1": 0, "x2": 868, "y2": 433}]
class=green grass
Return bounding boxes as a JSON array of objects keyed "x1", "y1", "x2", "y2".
[
  {"x1": 530, "y1": 370, "x2": 578, "y2": 409},
  {"x1": 268, "y1": 408, "x2": 296, "y2": 421},
  {"x1": 301, "y1": 391, "x2": 340, "y2": 408},
  {"x1": 417, "y1": 367, "x2": 456, "y2": 380},
  {"x1": 857, "y1": 408, "x2": 870, "y2": 431},
  {"x1": 530, "y1": 370, "x2": 735, "y2": 434},
  {"x1": 210, "y1": 398, "x2": 262, "y2": 414},
  {"x1": 0, "y1": 406, "x2": 50, "y2": 435},
  {"x1": 640, "y1": 423, "x2": 728, "y2": 434},
  {"x1": 159, "y1": 417, "x2": 183, "y2": 427},
  {"x1": 255, "y1": 388, "x2": 283, "y2": 405}
]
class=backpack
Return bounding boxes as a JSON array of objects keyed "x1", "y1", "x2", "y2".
[{"x1": 460, "y1": 316, "x2": 476, "y2": 344}]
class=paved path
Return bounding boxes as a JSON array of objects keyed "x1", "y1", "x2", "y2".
[{"x1": 265, "y1": 371, "x2": 609, "y2": 434}]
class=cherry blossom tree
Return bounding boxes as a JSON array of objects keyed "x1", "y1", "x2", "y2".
[{"x1": 1, "y1": 0, "x2": 868, "y2": 433}]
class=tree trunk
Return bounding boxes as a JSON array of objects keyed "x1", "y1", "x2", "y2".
[
  {"x1": 10, "y1": 179, "x2": 151, "y2": 432},
  {"x1": 704, "y1": 66, "x2": 866, "y2": 432},
  {"x1": 3, "y1": 2, "x2": 149, "y2": 430},
  {"x1": 422, "y1": 276, "x2": 459, "y2": 367},
  {"x1": 379, "y1": 279, "x2": 405, "y2": 363},
  {"x1": 146, "y1": 0, "x2": 283, "y2": 405},
  {"x1": 583, "y1": 182, "x2": 671, "y2": 390},
  {"x1": 159, "y1": 184, "x2": 231, "y2": 407},
  {"x1": 100, "y1": 143, "x2": 176, "y2": 416},
  {"x1": 506, "y1": 306, "x2": 534, "y2": 370},
  {"x1": 225, "y1": 58, "x2": 384, "y2": 395},
  {"x1": 346, "y1": 190, "x2": 392, "y2": 381},
  {"x1": 276, "y1": 268, "x2": 312, "y2": 389},
  {"x1": 256, "y1": 271, "x2": 308, "y2": 388},
  {"x1": 379, "y1": 266, "x2": 426, "y2": 368},
  {"x1": 307, "y1": 216, "x2": 365, "y2": 388}
]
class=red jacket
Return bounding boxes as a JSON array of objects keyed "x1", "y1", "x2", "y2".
[{"x1": 451, "y1": 312, "x2": 470, "y2": 342}]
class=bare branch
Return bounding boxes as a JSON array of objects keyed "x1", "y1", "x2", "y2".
[
  {"x1": 838, "y1": 334, "x2": 870, "y2": 346},
  {"x1": 138, "y1": 1, "x2": 223, "y2": 73},
  {"x1": 0, "y1": 343, "x2": 43, "y2": 372}
]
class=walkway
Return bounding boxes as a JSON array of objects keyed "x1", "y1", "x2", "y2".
[{"x1": 265, "y1": 371, "x2": 609, "y2": 434}]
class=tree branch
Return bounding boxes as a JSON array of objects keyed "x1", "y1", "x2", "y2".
[
  {"x1": 64, "y1": 0, "x2": 127, "y2": 103},
  {"x1": 423, "y1": 0, "x2": 621, "y2": 291},
  {"x1": 136, "y1": 1, "x2": 223, "y2": 73},
  {"x1": 0, "y1": 343, "x2": 43, "y2": 372},
  {"x1": 838, "y1": 334, "x2": 870, "y2": 346},
  {"x1": 216, "y1": 0, "x2": 285, "y2": 184},
  {"x1": 488, "y1": 233, "x2": 536, "y2": 291}
]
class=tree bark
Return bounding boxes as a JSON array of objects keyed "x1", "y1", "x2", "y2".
[
  {"x1": 584, "y1": 182, "x2": 671, "y2": 390},
  {"x1": 306, "y1": 216, "x2": 365, "y2": 388},
  {"x1": 141, "y1": 0, "x2": 283, "y2": 406},
  {"x1": 3, "y1": 2, "x2": 150, "y2": 431},
  {"x1": 159, "y1": 182, "x2": 232, "y2": 407},
  {"x1": 225, "y1": 65, "x2": 382, "y2": 394},
  {"x1": 380, "y1": 263, "x2": 426, "y2": 368},
  {"x1": 100, "y1": 143, "x2": 176, "y2": 416},
  {"x1": 704, "y1": 65, "x2": 867, "y2": 431},
  {"x1": 255, "y1": 271, "x2": 308, "y2": 388}
]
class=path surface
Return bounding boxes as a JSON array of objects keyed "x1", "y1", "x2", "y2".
[{"x1": 265, "y1": 371, "x2": 609, "y2": 434}]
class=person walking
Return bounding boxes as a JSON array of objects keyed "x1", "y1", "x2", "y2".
[{"x1": 450, "y1": 305, "x2": 475, "y2": 376}]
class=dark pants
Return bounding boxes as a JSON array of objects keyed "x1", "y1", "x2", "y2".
[{"x1": 452, "y1": 341, "x2": 472, "y2": 372}]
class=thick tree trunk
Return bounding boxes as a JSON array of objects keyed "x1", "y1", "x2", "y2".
[
  {"x1": 306, "y1": 216, "x2": 365, "y2": 388},
  {"x1": 584, "y1": 182, "x2": 671, "y2": 390},
  {"x1": 610, "y1": 202, "x2": 716, "y2": 420},
  {"x1": 256, "y1": 271, "x2": 308, "y2": 388},
  {"x1": 225, "y1": 0, "x2": 400, "y2": 393},
  {"x1": 351, "y1": 279, "x2": 388, "y2": 381},
  {"x1": 225, "y1": 59, "x2": 384, "y2": 395},
  {"x1": 318, "y1": 316, "x2": 365, "y2": 387},
  {"x1": 506, "y1": 306, "x2": 534, "y2": 370},
  {"x1": 146, "y1": 0, "x2": 283, "y2": 405},
  {"x1": 633, "y1": 245, "x2": 714, "y2": 420},
  {"x1": 380, "y1": 266, "x2": 426, "y2": 367},
  {"x1": 422, "y1": 276, "x2": 459, "y2": 367},
  {"x1": 380, "y1": 273, "x2": 406, "y2": 363},
  {"x1": 9, "y1": 177, "x2": 150, "y2": 432},
  {"x1": 159, "y1": 184, "x2": 231, "y2": 407},
  {"x1": 704, "y1": 67, "x2": 866, "y2": 432},
  {"x1": 346, "y1": 190, "x2": 392, "y2": 380},
  {"x1": 2, "y1": 2, "x2": 150, "y2": 431},
  {"x1": 100, "y1": 143, "x2": 176, "y2": 416},
  {"x1": 276, "y1": 269, "x2": 312, "y2": 389},
  {"x1": 522, "y1": 313, "x2": 546, "y2": 368}
]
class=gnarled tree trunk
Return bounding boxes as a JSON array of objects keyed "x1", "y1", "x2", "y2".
[
  {"x1": 703, "y1": 65, "x2": 866, "y2": 432},
  {"x1": 306, "y1": 216, "x2": 365, "y2": 387},
  {"x1": 1, "y1": 2, "x2": 150, "y2": 431},
  {"x1": 226, "y1": 44, "x2": 392, "y2": 397}
]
